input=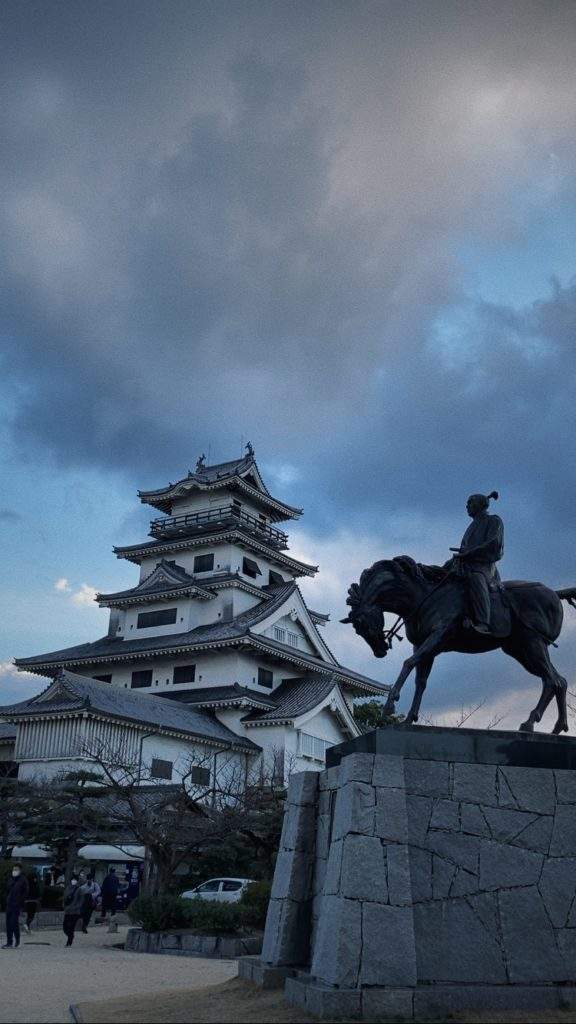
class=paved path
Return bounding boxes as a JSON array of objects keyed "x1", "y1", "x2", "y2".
[{"x1": 0, "y1": 925, "x2": 237, "y2": 1024}]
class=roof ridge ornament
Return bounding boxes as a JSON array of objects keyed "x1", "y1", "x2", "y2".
[
  {"x1": 245, "y1": 441, "x2": 254, "y2": 458},
  {"x1": 195, "y1": 453, "x2": 206, "y2": 472}
]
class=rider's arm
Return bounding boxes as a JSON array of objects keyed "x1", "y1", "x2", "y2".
[{"x1": 460, "y1": 518, "x2": 503, "y2": 561}]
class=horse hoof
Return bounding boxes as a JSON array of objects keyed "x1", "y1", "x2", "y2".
[
  {"x1": 519, "y1": 720, "x2": 534, "y2": 733},
  {"x1": 552, "y1": 721, "x2": 569, "y2": 735}
]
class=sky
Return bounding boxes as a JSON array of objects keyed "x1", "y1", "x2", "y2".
[{"x1": 1, "y1": 0, "x2": 576, "y2": 731}]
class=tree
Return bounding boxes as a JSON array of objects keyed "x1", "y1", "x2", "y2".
[
  {"x1": 353, "y1": 699, "x2": 405, "y2": 732},
  {"x1": 0, "y1": 773, "x2": 45, "y2": 859},
  {"x1": 24, "y1": 770, "x2": 114, "y2": 885},
  {"x1": 83, "y1": 740, "x2": 290, "y2": 894}
]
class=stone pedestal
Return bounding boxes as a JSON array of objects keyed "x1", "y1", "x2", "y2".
[{"x1": 240, "y1": 724, "x2": 576, "y2": 1020}]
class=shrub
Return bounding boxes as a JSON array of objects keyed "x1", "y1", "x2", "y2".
[
  {"x1": 128, "y1": 894, "x2": 246, "y2": 934},
  {"x1": 239, "y1": 880, "x2": 271, "y2": 929},
  {"x1": 185, "y1": 899, "x2": 243, "y2": 935},
  {"x1": 128, "y1": 894, "x2": 192, "y2": 933}
]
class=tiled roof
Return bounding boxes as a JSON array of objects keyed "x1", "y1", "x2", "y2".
[
  {"x1": 160, "y1": 684, "x2": 276, "y2": 709},
  {"x1": 15, "y1": 584, "x2": 296, "y2": 670},
  {"x1": 97, "y1": 561, "x2": 214, "y2": 604},
  {"x1": 138, "y1": 454, "x2": 302, "y2": 520},
  {"x1": 242, "y1": 676, "x2": 339, "y2": 723},
  {"x1": 0, "y1": 722, "x2": 17, "y2": 742},
  {"x1": 1, "y1": 671, "x2": 259, "y2": 751}
]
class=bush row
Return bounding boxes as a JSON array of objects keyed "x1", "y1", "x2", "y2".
[{"x1": 127, "y1": 880, "x2": 271, "y2": 934}]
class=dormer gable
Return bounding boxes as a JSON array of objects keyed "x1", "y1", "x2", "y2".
[{"x1": 252, "y1": 586, "x2": 337, "y2": 665}]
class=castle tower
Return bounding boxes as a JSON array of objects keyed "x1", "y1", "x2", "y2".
[{"x1": 14, "y1": 448, "x2": 387, "y2": 778}]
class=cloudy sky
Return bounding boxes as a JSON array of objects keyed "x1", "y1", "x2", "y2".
[{"x1": 2, "y1": 0, "x2": 576, "y2": 730}]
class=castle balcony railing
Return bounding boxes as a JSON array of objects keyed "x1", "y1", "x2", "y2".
[{"x1": 149, "y1": 504, "x2": 289, "y2": 549}]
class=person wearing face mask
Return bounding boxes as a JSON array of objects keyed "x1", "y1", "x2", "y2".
[
  {"x1": 2, "y1": 863, "x2": 29, "y2": 949},
  {"x1": 62, "y1": 876, "x2": 85, "y2": 946}
]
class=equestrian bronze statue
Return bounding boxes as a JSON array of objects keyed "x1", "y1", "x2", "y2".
[{"x1": 341, "y1": 492, "x2": 576, "y2": 735}]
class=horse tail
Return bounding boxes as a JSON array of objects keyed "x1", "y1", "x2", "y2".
[{"x1": 557, "y1": 587, "x2": 576, "y2": 610}]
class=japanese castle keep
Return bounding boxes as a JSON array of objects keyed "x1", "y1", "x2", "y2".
[{"x1": 4, "y1": 450, "x2": 387, "y2": 786}]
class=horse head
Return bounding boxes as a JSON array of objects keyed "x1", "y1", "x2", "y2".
[{"x1": 340, "y1": 565, "x2": 394, "y2": 658}]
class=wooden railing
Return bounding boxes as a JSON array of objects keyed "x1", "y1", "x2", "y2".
[{"x1": 149, "y1": 504, "x2": 288, "y2": 548}]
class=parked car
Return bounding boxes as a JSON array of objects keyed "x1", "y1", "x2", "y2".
[{"x1": 180, "y1": 877, "x2": 255, "y2": 903}]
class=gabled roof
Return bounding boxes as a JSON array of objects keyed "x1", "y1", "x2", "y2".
[
  {"x1": 97, "y1": 560, "x2": 215, "y2": 607},
  {"x1": 242, "y1": 676, "x2": 337, "y2": 723},
  {"x1": 15, "y1": 581, "x2": 388, "y2": 697},
  {"x1": 1, "y1": 671, "x2": 259, "y2": 752},
  {"x1": 138, "y1": 453, "x2": 302, "y2": 522},
  {"x1": 15, "y1": 583, "x2": 297, "y2": 673}
]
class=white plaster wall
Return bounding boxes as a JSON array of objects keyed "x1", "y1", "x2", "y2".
[
  {"x1": 298, "y1": 706, "x2": 345, "y2": 744},
  {"x1": 138, "y1": 543, "x2": 236, "y2": 581},
  {"x1": 79, "y1": 650, "x2": 295, "y2": 694},
  {"x1": 18, "y1": 757, "x2": 96, "y2": 781},
  {"x1": 171, "y1": 490, "x2": 268, "y2": 522}
]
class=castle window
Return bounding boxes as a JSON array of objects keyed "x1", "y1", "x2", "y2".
[
  {"x1": 269, "y1": 570, "x2": 284, "y2": 586},
  {"x1": 194, "y1": 553, "x2": 214, "y2": 573},
  {"x1": 131, "y1": 669, "x2": 152, "y2": 688},
  {"x1": 242, "y1": 557, "x2": 261, "y2": 579},
  {"x1": 137, "y1": 608, "x2": 177, "y2": 629},
  {"x1": 273, "y1": 626, "x2": 286, "y2": 643},
  {"x1": 287, "y1": 632, "x2": 299, "y2": 649},
  {"x1": 151, "y1": 758, "x2": 173, "y2": 780},
  {"x1": 299, "y1": 732, "x2": 331, "y2": 762},
  {"x1": 258, "y1": 667, "x2": 273, "y2": 688},
  {"x1": 93, "y1": 674, "x2": 112, "y2": 683},
  {"x1": 190, "y1": 766, "x2": 210, "y2": 786},
  {"x1": 173, "y1": 664, "x2": 196, "y2": 685}
]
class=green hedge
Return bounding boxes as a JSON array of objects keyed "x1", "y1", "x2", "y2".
[
  {"x1": 128, "y1": 894, "x2": 246, "y2": 934},
  {"x1": 239, "y1": 880, "x2": 271, "y2": 929}
]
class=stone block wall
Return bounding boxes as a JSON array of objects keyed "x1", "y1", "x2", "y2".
[{"x1": 252, "y1": 734, "x2": 576, "y2": 1019}]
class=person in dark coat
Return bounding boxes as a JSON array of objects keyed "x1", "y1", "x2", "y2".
[
  {"x1": 2, "y1": 863, "x2": 29, "y2": 949},
  {"x1": 62, "y1": 877, "x2": 85, "y2": 946},
  {"x1": 80, "y1": 873, "x2": 101, "y2": 933},
  {"x1": 24, "y1": 871, "x2": 41, "y2": 934},
  {"x1": 100, "y1": 867, "x2": 119, "y2": 920}
]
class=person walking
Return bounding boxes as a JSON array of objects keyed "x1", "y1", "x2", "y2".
[
  {"x1": 80, "y1": 873, "x2": 100, "y2": 933},
  {"x1": 62, "y1": 876, "x2": 85, "y2": 946},
  {"x1": 100, "y1": 867, "x2": 119, "y2": 921},
  {"x1": 2, "y1": 864, "x2": 29, "y2": 949},
  {"x1": 23, "y1": 871, "x2": 41, "y2": 934}
]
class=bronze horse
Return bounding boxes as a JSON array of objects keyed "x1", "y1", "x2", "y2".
[{"x1": 341, "y1": 556, "x2": 576, "y2": 734}]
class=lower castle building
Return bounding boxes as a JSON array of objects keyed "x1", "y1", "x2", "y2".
[{"x1": 3, "y1": 449, "x2": 387, "y2": 790}]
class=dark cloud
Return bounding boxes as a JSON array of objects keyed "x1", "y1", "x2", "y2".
[{"x1": 0, "y1": 509, "x2": 22, "y2": 522}]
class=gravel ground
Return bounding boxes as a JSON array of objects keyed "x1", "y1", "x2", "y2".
[
  {"x1": 71, "y1": 977, "x2": 576, "y2": 1024},
  {"x1": 0, "y1": 925, "x2": 236, "y2": 1024}
]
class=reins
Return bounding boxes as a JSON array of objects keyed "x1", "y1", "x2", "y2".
[{"x1": 381, "y1": 569, "x2": 454, "y2": 650}]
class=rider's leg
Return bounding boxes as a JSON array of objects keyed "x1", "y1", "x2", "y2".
[
  {"x1": 467, "y1": 571, "x2": 491, "y2": 631},
  {"x1": 383, "y1": 627, "x2": 448, "y2": 715},
  {"x1": 405, "y1": 657, "x2": 434, "y2": 724}
]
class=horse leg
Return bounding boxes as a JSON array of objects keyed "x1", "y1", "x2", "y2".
[
  {"x1": 519, "y1": 680, "x2": 555, "y2": 733},
  {"x1": 383, "y1": 628, "x2": 448, "y2": 716},
  {"x1": 504, "y1": 635, "x2": 567, "y2": 734},
  {"x1": 550, "y1": 668, "x2": 568, "y2": 735},
  {"x1": 405, "y1": 657, "x2": 434, "y2": 725}
]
